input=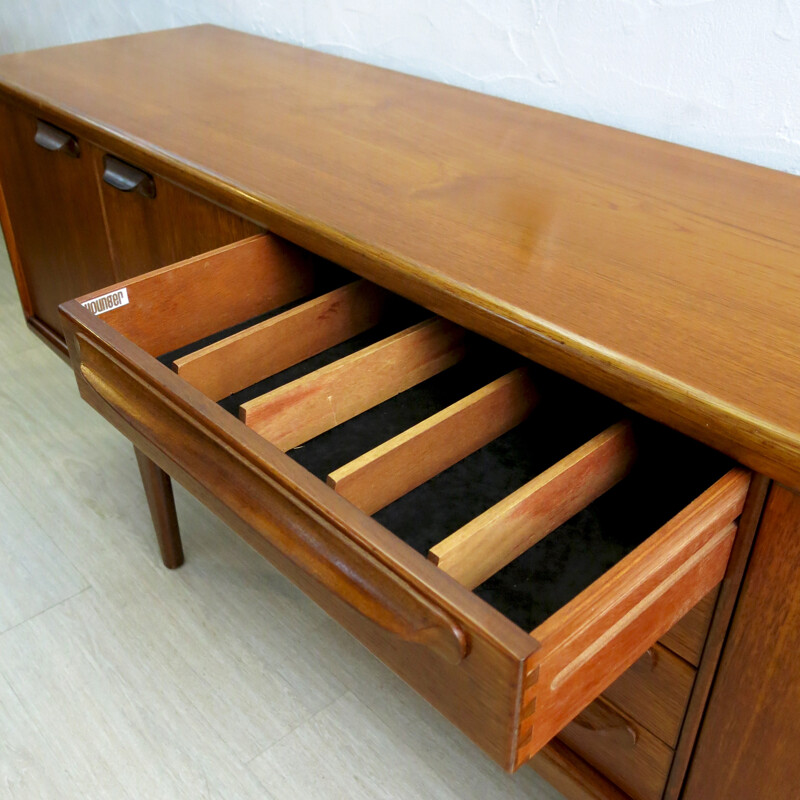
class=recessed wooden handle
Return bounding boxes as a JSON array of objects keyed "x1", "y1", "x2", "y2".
[
  {"x1": 76, "y1": 333, "x2": 468, "y2": 665},
  {"x1": 34, "y1": 119, "x2": 80, "y2": 157},
  {"x1": 572, "y1": 701, "x2": 638, "y2": 747},
  {"x1": 102, "y1": 155, "x2": 156, "y2": 198}
]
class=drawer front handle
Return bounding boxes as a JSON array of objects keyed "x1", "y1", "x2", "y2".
[
  {"x1": 102, "y1": 155, "x2": 156, "y2": 198},
  {"x1": 75, "y1": 333, "x2": 468, "y2": 665},
  {"x1": 34, "y1": 119, "x2": 80, "y2": 157}
]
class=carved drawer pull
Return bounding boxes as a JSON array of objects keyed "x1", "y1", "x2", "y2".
[
  {"x1": 573, "y1": 701, "x2": 639, "y2": 747},
  {"x1": 76, "y1": 333, "x2": 468, "y2": 666}
]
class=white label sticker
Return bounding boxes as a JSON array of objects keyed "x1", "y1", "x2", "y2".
[{"x1": 82, "y1": 287, "x2": 129, "y2": 316}]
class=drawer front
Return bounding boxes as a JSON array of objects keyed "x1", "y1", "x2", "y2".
[
  {"x1": 60, "y1": 233, "x2": 753, "y2": 772},
  {"x1": 531, "y1": 740, "x2": 630, "y2": 800},
  {"x1": 603, "y1": 643, "x2": 694, "y2": 748},
  {"x1": 558, "y1": 697, "x2": 673, "y2": 800}
]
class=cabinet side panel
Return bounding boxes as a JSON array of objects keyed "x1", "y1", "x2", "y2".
[
  {"x1": 0, "y1": 161, "x2": 31, "y2": 316},
  {"x1": 683, "y1": 484, "x2": 800, "y2": 799}
]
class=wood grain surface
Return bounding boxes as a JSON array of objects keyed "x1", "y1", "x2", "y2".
[
  {"x1": 430, "y1": 421, "x2": 636, "y2": 590},
  {"x1": 683, "y1": 484, "x2": 800, "y2": 800},
  {"x1": 661, "y1": 472, "x2": 769, "y2": 798},
  {"x1": 85, "y1": 234, "x2": 317, "y2": 357},
  {"x1": 0, "y1": 102, "x2": 115, "y2": 335},
  {"x1": 657, "y1": 587, "x2": 717, "y2": 667},
  {"x1": 94, "y1": 148, "x2": 260, "y2": 283},
  {"x1": 0, "y1": 143, "x2": 30, "y2": 318},
  {"x1": 328, "y1": 367, "x2": 538, "y2": 515},
  {"x1": 558, "y1": 696, "x2": 673, "y2": 800},
  {"x1": 602, "y1": 643, "x2": 695, "y2": 749},
  {"x1": 240, "y1": 318, "x2": 466, "y2": 449},
  {"x1": 0, "y1": 26, "x2": 797, "y2": 487}
]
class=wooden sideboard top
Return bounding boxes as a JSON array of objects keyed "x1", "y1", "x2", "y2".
[{"x1": 1, "y1": 25, "x2": 798, "y2": 488}]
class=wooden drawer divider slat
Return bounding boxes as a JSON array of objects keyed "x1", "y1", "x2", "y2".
[
  {"x1": 327, "y1": 367, "x2": 538, "y2": 514},
  {"x1": 174, "y1": 279, "x2": 389, "y2": 400},
  {"x1": 428, "y1": 420, "x2": 637, "y2": 590},
  {"x1": 239, "y1": 317, "x2": 467, "y2": 450}
]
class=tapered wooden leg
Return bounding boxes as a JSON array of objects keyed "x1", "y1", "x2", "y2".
[{"x1": 134, "y1": 447, "x2": 184, "y2": 569}]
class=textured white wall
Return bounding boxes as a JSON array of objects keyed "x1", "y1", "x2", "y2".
[{"x1": 1, "y1": 1, "x2": 798, "y2": 174}]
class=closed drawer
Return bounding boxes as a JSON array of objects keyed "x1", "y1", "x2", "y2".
[
  {"x1": 59, "y1": 233, "x2": 751, "y2": 772},
  {"x1": 660, "y1": 587, "x2": 718, "y2": 666},
  {"x1": 558, "y1": 697, "x2": 673, "y2": 800},
  {"x1": 602, "y1": 642, "x2": 694, "y2": 748}
]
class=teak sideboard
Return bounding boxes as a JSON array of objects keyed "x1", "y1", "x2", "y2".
[{"x1": 1, "y1": 26, "x2": 798, "y2": 800}]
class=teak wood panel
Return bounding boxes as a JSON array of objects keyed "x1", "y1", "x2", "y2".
[
  {"x1": 0, "y1": 101, "x2": 115, "y2": 337},
  {"x1": 328, "y1": 367, "x2": 538, "y2": 515},
  {"x1": 175, "y1": 280, "x2": 389, "y2": 401},
  {"x1": 662, "y1": 472, "x2": 770, "y2": 800},
  {"x1": 430, "y1": 421, "x2": 636, "y2": 590},
  {"x1": 558, "y1": 697, "x2": 674, "y2": 800},
  {"x1": 0, "y1": 143, "x2": 30, "y2": 317},
  {"x1": 0, "y1": 26, "x2": 797, "y2": 488},
  {"x1": 683, "y1": 484, "x2": 800, "y2": 800},
  {"x1": 79, "y1": 234, "x2": 319, "y2": 357},
  {"x1": 93, "y1": 147, "x2": 260, "y2": 283}
]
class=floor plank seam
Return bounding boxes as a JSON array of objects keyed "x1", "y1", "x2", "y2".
[
  {"x1": 0, "y1": 665, "x2": 28, "y2": 716},
  {"x1": 0, "y1": 585, "x2": 91, "y2": 640},
  {"x1": 243, "y1": 692, "x2": 348, "y2": 765}
]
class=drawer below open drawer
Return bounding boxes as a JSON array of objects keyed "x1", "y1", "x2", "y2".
[
  {"x1": 559, "y1": 695, "x2": 673, "y2": 800},
  {"x1": 60, "y1": 233, "x2": 753, "y2": 772}
]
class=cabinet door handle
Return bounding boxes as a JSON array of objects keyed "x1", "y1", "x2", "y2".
[
  {"x1": 102, "y1": 155, "x2": 156, "y2": 198},
  {"x1": 34, "y1": 119, "x2": 80, "y2": 157}
]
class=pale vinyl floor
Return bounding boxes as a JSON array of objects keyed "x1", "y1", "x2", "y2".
[{"x1": 0, "y1": 245, "x2": 565, "y2": 800}]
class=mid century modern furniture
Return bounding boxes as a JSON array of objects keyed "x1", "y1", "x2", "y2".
[{"x1": 0, "y1": 26, "x2": 798, "y2": 800}]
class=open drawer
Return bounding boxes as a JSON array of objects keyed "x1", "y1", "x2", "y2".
[{"x1": 60, "y1": 233, "x2": 751, "y2": 772}]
